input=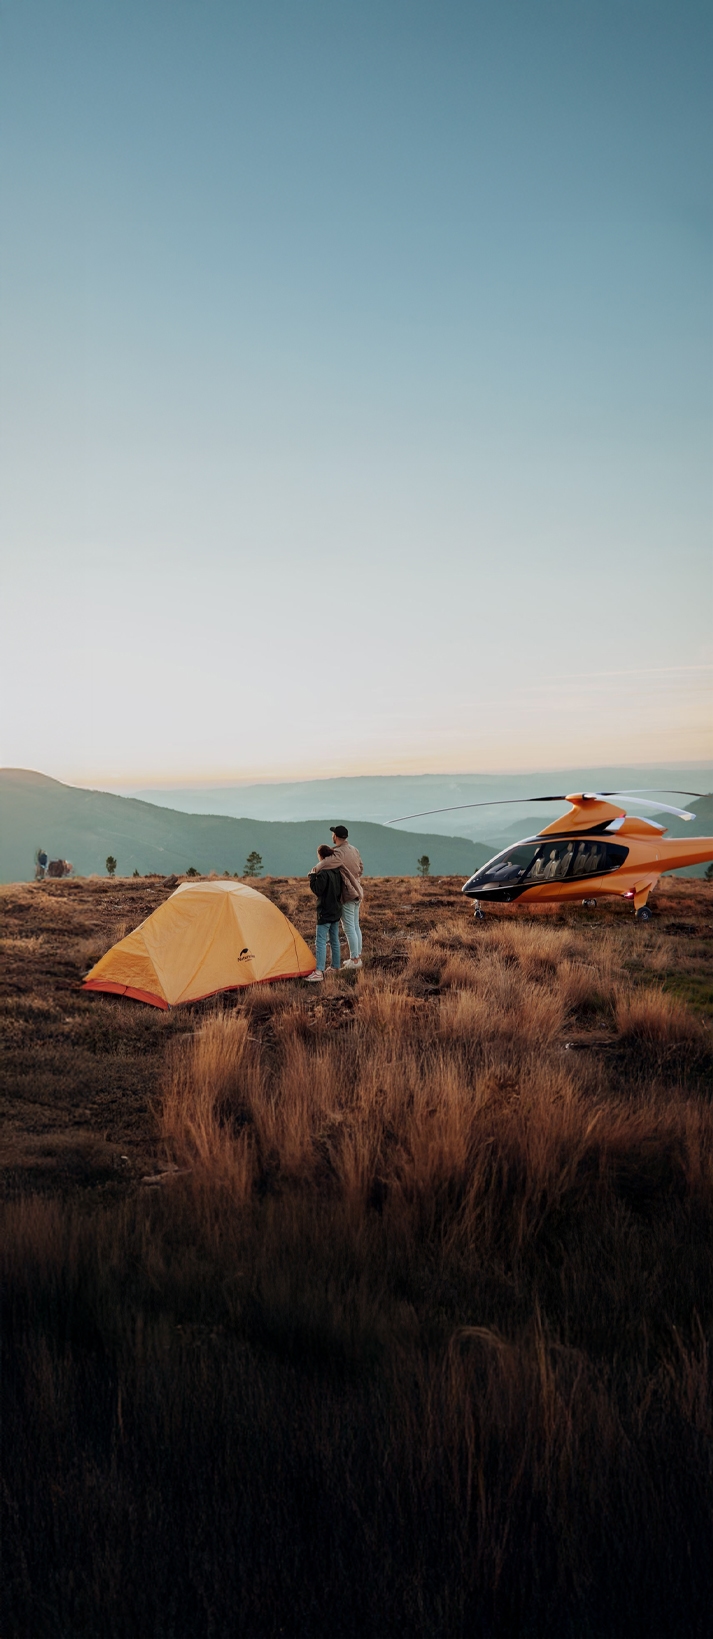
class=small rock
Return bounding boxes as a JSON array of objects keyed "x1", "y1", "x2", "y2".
[{"x1": 140, "y1": 1167, "x2": 192, "y2": 1186}]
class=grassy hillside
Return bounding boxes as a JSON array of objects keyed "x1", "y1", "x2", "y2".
[
  {"x1": 658, "y1": 794, "x2": 713, "y2": 877},
  {"x1": 1, "y1": 876, "x2": 712, "y2": 1637},
  {"x1": 0, "y1": 769, "x2": 491, "y2": 883}
]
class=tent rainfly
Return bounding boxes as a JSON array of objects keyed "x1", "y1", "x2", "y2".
[{"x1": 82, "y1": 880, "x2": 315, "y2": 1008}]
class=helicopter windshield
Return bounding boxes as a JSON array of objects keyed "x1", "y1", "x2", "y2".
[{"x1": 463, "y1": 838, "x2": 629, "y2": 894}]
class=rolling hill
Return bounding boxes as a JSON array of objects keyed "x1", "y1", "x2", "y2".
[
  {"x1": 0, "y1": 770, "x2": 493, "y2": 884},
  {"x1": 656, "y1": 794, "x2": 713, "y2": 877}
]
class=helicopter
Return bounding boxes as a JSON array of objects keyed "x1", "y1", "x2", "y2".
[{"x1": 389, "y1": 791, "x2": 713, "y2": 921}]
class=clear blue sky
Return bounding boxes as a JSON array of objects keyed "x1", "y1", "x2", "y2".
[{"x1": 1, "y1": 0, "x2": 711, "y2": 783}]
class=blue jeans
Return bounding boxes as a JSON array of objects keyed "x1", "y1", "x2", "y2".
[
  {"x1": 315, "y1": 920, "x2": 341, "y2": 972},
  {"x1": 340, "y1": 899, "x2": 362, "y2": 958}
]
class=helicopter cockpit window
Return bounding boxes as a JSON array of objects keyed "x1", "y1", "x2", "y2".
[
  {"x1": 467, "y1": 839, "x2": 628, "y2": 891},
  {"x1": 465, "y1": 844, "x2": 541, "y2": 891}
]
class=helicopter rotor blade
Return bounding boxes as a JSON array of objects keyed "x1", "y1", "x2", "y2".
[
  {"x1": 387, "y1": 788, "x2": 704, "y2": 826},
  {"x1": 590, "y1": 793, "x2": 696, "y2": 820},
  {"x1": 387, "y1": 797, "x2": 568, "y2": 824},
  {"x1": 602, "y1": 789, "x2": 704, "y2": 798}
]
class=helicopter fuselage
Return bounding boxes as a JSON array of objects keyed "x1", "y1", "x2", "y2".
[{"x1": 462, "y1": 795, "x2": 713, "y2": 912}]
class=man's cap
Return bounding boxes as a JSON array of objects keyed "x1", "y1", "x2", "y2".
[{"x1": 330, "y1": 824, "x2": 348, "y2": 839}]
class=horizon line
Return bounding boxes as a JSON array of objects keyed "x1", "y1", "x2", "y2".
[{"x1": 4, "y1": 760, "x2": 713, "y2": 794}]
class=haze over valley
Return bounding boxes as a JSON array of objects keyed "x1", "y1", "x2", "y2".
[{"x1": 123, "y1": 763, "x2": 713, "y2": 847}]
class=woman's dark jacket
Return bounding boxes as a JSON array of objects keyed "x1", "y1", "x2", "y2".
[{"x1": 309, "y1": 868, "x2": 343, "y2": 923}]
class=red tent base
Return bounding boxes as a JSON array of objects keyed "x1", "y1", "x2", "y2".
[
  {"x1": 81, "y1": 968, "x2": 316, "y2": 1010},
  {"x1": 82, "y1": 979, "x2": 169, "y2": 1009}
]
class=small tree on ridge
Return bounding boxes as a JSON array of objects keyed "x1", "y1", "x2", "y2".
[
  {"x1": 106, "y1": 856, "x2": 117, "y2": 878},
  {"x1": 417, "y1": 856, "x2": 430, "y2": 877},
  {"x1": 244, "y1": 851, "x2": 263, "y2": 877}
]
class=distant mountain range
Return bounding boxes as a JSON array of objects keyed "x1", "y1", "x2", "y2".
[
  {"x1": 124, "y1": 764, "x2": 713, "y2": 845},
  {"x1": 0, "y1": 770, "x2": 493, "y2": 884}
]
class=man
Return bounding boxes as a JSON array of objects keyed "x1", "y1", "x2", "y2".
[
  {"x1": 330, "y1": 825, "x2": 364, "y2": 969},
  {"x1": 310, "y1": 825, "x2": 365, "y2": 969}
]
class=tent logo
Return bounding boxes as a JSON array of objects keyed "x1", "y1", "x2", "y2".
[{"x1": 237, "y1": 948, "x2": 255, "y2": 962}]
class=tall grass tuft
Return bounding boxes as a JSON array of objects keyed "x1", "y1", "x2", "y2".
[{"x1": 161, "y1": 1012, "x2": 254, "y2": 1193}]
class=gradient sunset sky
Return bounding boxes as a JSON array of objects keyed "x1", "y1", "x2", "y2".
[{"x1": 1, "y1": 1, "x2": 711, "y2": 784}]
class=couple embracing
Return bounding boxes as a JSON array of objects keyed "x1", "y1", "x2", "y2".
[{"x1": 305, "y1": 825, "x2": 364, "y2": 982}]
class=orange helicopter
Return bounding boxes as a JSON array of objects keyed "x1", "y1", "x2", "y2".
[{"x1": 389, "y1": 791, "x2": 713, "y2": 921}]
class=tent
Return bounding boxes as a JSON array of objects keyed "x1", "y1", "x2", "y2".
[{"x1": 82, "y1": 880, "x2": 315, "y2": 1008}]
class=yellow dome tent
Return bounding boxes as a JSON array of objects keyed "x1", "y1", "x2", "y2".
[{"x1": 82, "y1": 880, "x2": 315, "y2": 1008}]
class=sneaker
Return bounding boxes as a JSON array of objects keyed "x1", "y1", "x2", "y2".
[
  {"x1": 303, "y1": 970, "x2": 324, "y2": 982},
  {"x1": 342, "y1": 957, "x2": 363, "y2": 970}
]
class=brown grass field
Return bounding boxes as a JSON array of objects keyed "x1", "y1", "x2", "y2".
[{"x1": 2, "y1": 873, "x2": 713, "y2": 1637}]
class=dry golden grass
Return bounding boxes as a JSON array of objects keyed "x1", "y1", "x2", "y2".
[
  {"x1": 0, "y1": 933, "x2": 46, "y2": 957},
  {"x1": 2, "y1": 875, "x2": 713, "y2": 1636},
  {"x1": 75, "y1": 916, "x2": 132, "y2": 974},
  {"x1": 161, "y1": 1013, "x2": 254, "y2": 1190},
  {"x1": 157, "y1": 918, "x2": 711, "y2": 1248},
  {"x1": 615, "y1": 985, "x2": 711, "y2": 1049}
]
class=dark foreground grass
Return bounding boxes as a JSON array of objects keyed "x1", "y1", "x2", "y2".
[
  {"x1": 2, "y1": 877, "x2": 713, "y2": 1637},
  {"x1": 3, "y1": 1180, "x2": 713, "y2": 1639}
]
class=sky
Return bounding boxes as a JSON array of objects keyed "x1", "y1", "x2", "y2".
[{"x1": 1, "y1": 0, "x2": 711, "y2": 786}]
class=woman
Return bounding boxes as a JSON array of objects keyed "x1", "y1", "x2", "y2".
[{"x1": 304, "y1": 845, "x2": 343, "y2": 983}]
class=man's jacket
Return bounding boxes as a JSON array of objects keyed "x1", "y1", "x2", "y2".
[
  {"x1": 309, "y1": 868, "x2": 343, "y2": 923},
  {"x1": 313, "y1": 844, "x2": 363, "y2": 902}
]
